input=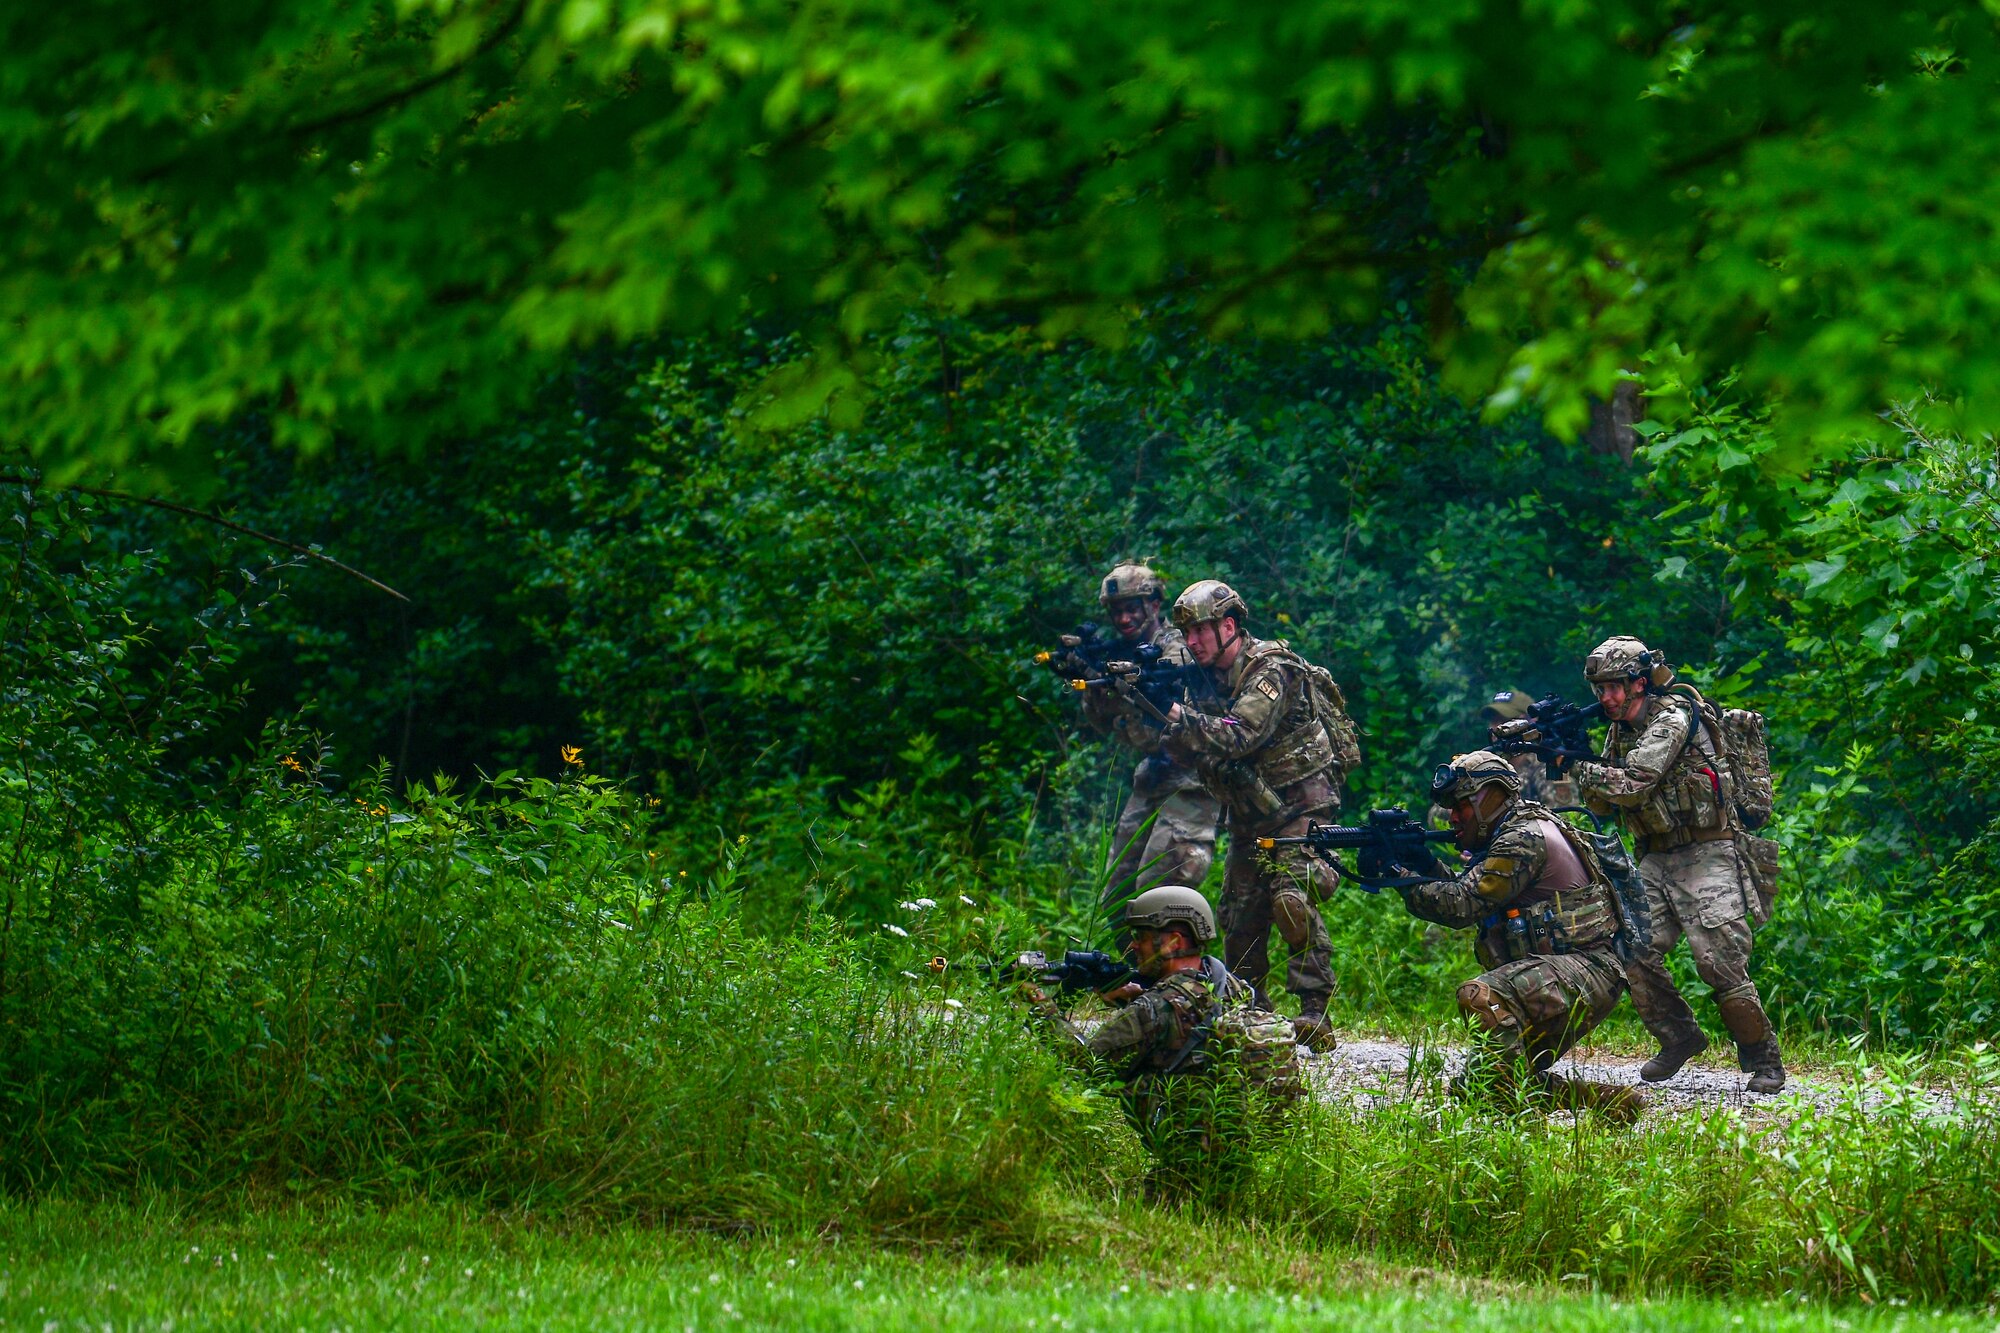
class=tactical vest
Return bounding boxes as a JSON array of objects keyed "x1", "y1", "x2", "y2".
[
  {"x1": 1474, "y1": 801, "x2": 1622, "y2": 969},
  {"x1": 1600, "y1": 690, "x2": 1737, "y2": 855},
  {"x1": 1213, "y1": 639, "x2": 1339, "y2": 798}
]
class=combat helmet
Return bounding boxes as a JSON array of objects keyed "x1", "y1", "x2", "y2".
[
  {"x1": 1429, "y1": 749, "x2": 1523, "y2": 846},
  {"x1": 1124, "y1": 884, "x2": 1217, "y2": 943},
  {"x1": 1583, "y1": 636, "x2": 1674, "y2": 688},
  {"x1": 1099, "y1": 562, "x2": 1165, "y2": 605},
  {"x1": 1428, "y1": 748, "x2": 1524, "y2": 806},
  {"x1": 1170, "y1": 579, "x2": 1249, "y2": 631},
  {"x1": 1481, "y1": 689, "x2": 1532, "y2": 724}
]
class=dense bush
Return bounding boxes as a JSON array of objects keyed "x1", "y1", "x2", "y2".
[
  {"x1": 38, "y1": 317, "x2": 2000, "y2": 1040},
  {"x1": 0, "y1": 490, "x2": 1082, "y2": 1238}
]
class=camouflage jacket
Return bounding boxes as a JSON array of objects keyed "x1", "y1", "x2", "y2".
[
  {"x1": 1161, "y1": 636, "x2": 1339, "y2": 832},
  {"x1": 1399, "y1": 799, "x2": 1622, "y2": 971},
  {"x1": 1038, "y1": 957, "x2": 1248, "y2": 1081},
  {"x1": 1575, "y1": 692, "x2": 1733, "y2": 854}
]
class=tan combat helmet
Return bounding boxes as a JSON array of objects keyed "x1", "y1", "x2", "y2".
[
  {"x1": 1170, "y1": 579, "x2": 1249, "y2": 631},
  {"x1": 1428, "y1": 748, "x2": 1524, "y2": 806},
  {"x1": 1583, "y1": 636, "x2": 1674, "y2": 687},
  {"x1": 1124, "y1": 883, "x2": 1218, "y2": 942},
  {"x1": 1099, "y1": 562, "x2": 1165, "y2": 605},
  {"x1": 1481, "y1": 689, "x2": 1533, "y2": 723}
]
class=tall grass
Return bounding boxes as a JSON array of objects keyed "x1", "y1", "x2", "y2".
[{"x1": 1249, "y1": 1037, "x2": 2000, "y2": 1305}]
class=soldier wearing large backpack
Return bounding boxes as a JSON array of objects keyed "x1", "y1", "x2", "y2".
[
  {"x1": 1157, "y1": 580, "x2": 1362, "y2": 1051},
  {"x1": 1014, "y1": 885, "x2": 1300, "y2": 1197},
  {"x1": 1572, "y1": 636, "x2": 1786, "y2": 1094},
  {"x1": 1388, "y1": 750, "x2": 1644, "y2": 1123}
]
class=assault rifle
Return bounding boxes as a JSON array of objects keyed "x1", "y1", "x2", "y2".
[
  {"x1": 1036, "y1": 632, "x2": 1211, "y2": 723},
  {"x1": 1255, "y1": 807, "x2": 1458, "y2": 891},
  {"x1": 982, "y1": 949, "x2": 1140, "y2": 995},
  {"x1": 1488, "y1": 693, "x2": 1604, "y2": 779},
  {"x1": 1034, "y1": 622, "x2": 1123, "y2": 682}
]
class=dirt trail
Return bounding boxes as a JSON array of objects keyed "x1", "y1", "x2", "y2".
[{"x1": 1303, "y1": 1033, "x2": 1964, "y2": 1121}]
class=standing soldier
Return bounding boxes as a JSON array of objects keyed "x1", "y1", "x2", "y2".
[
  {"x1": 1077, "y1": 564, "x2": 1222, "y2": 924},
  {"x1": 1571, "y1": 636, "x2": 1786, "y2": 1094},
  {"x1": 1158, "y1": 580, "x2": 1358, "y2": 1051},
  {"x1": 1482, "y1": 688, "x2": 1575, "y2": 808},
  {"x1": 1391, "y1": 751, "x2": 1642, "y2": 1122}
]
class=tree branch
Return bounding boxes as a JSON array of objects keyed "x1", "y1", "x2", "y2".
[{"x1": 0, "y1": 478, "x2": 410, "y2": 603}]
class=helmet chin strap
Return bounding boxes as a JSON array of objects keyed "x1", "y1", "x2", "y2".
[{"x1": 1216, "y1": 618, "x2": 1244, "y2": 659}]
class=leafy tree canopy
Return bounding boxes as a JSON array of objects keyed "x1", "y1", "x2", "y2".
[{"x1": 7, "y1": 0, "x2": 1993, "y2": 479}]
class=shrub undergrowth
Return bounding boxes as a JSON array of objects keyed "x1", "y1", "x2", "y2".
[{"x1": 8, "y1": 484, "x2": 2000, "y2": 1312}]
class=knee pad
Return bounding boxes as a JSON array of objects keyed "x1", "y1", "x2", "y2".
[
  {"x1": 1272, "y1": 890, "x2": 1313, "y2": 948},
  {"x1": 1456, "y1": 980, "x2": 1519, "y2": 1037}
]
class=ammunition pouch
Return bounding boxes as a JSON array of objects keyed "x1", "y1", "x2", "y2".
[{"x1": 1736, "y1": 832, "x2": 1781, "y2": 928}]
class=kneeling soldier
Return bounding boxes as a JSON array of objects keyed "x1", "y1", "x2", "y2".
[
  {"x1": 1394, "y1": 750, "x2": 1643, "y2": 1123},
  {"x1": 1017, "y1": 885, "x2": 1300, "y2": 1197}
]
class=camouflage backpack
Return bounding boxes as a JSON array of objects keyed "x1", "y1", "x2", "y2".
[
  {"x1": 1721, "y1": 708, "x2": 1774, "y2": 830},
  {"x1": 1268, "y1": 641, "x2": 1363, "y2": 779},
  {"x1": 1208, "y1": 1005, "x2": 1305, "y2": 1101}
]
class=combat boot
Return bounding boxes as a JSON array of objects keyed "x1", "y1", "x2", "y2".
[
  {"x1": 1541, "y1": 1072, "x2": 1646, "y2": 1126},
  {"x1": 1717, "y1": 991, "x2": 1785, "y2": 1094},
  {"x1": 1738, "y1": 1039, "x2": 1787, "y2": 1094},
  {"x1": 1291, "y1": 1009, "x2": 1338, "y2": 1054},
  {"x1": 1640, "y1": 1029, "x2": 1709, "y2": 1082}
]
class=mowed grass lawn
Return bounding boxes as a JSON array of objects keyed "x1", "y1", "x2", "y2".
[{"x1": 0, "y1": 1201, "x2": 1986, "y2": 1332}]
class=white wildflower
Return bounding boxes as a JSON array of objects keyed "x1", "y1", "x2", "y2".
[
  {"x1": 943, "y1": 998, "x2": 963, "y2": 1009},
  {"x1": 882, "y1": 923, "x2": 909, "y2": 937},
  {"x1": 959, "y1": 895, "x2": 976, "y2": 906},
  {"x1": 901, "y1": 971, "x2": 921, "y2": 981},
  {"x1": 913, "y1": 897, "x2": 936, "y2": 909}
]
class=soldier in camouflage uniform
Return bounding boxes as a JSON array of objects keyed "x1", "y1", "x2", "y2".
[
  {"x1": 1077, "y1": 564, "x2": 1223, "y2": 928},
  {"x1": 1018, "y1": 885, "x2": 1299, "y2": 1197},
  {"x1": 1572, "y1": 636, "x2": 1786, "y2": 1094},
  {"x1": 1391, "y1": 750, "x2": 1642, "y2": 1123},
  {"x1": 1157, "y1": 580, "x2": 1354, "y2": 1051},
  {"x1": 1483, "y1": 688, "x2": 1575, "y2": 808}
]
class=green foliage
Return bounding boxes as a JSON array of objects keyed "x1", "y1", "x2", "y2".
[
  {"x1": 10, "y1": 0, "x2": 2000, "y2": 477},
  {"x1": 0, "y1": 492, "x2": 1078, "y2": 1235}
]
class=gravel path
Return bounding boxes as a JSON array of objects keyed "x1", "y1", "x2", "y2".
[{"x1": 1304, "y1": 1033, "x2": 1965, "y2": 1121}]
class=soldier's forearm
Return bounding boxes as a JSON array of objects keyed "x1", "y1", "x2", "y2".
[
  {"x1": 1576, "y1": 761, "x2": 1665, "y2": 805},
  {"x1": 1400, "y1": 882, "x2": 1488, "y2": 929}
]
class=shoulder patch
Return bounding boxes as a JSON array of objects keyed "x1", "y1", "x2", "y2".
[
  {"x1": 1475, "y1": 857, "x2": 1519, "y2": 901},
  {"x1": 1255, "y1": 676, "x2": 1282, "y2": 700}
]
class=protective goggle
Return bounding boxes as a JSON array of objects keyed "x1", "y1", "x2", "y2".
[
  {"x1": 1428, "y1": 764, "x2": 1464, "y2": 803},
  {"x1": 1430, "y1": 761, "x2": 1511, "y2": 804}
]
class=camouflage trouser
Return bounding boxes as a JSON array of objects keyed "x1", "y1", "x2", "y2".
[
  {"x1": 1457, "y1": 948, "x2": 1627, "y2": 1079},
  {"x1": 1625, "y1": 839, "x2": 1776, "y2": 1049},
  {"x1": 1099, "y1": 776, "x2": 1221, "y2": 929},
  {"x1": 1219, "y1": 815, "x2": 1337, "y2": 1014}
]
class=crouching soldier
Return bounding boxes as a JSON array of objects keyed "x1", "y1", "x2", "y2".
[
  {"x1": 1013, "y1": 885, "x2": 1300, "y2": 1199},
  {"x1": 1389, "y1": 750, "x2": 1643, "y2": 1124}
]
